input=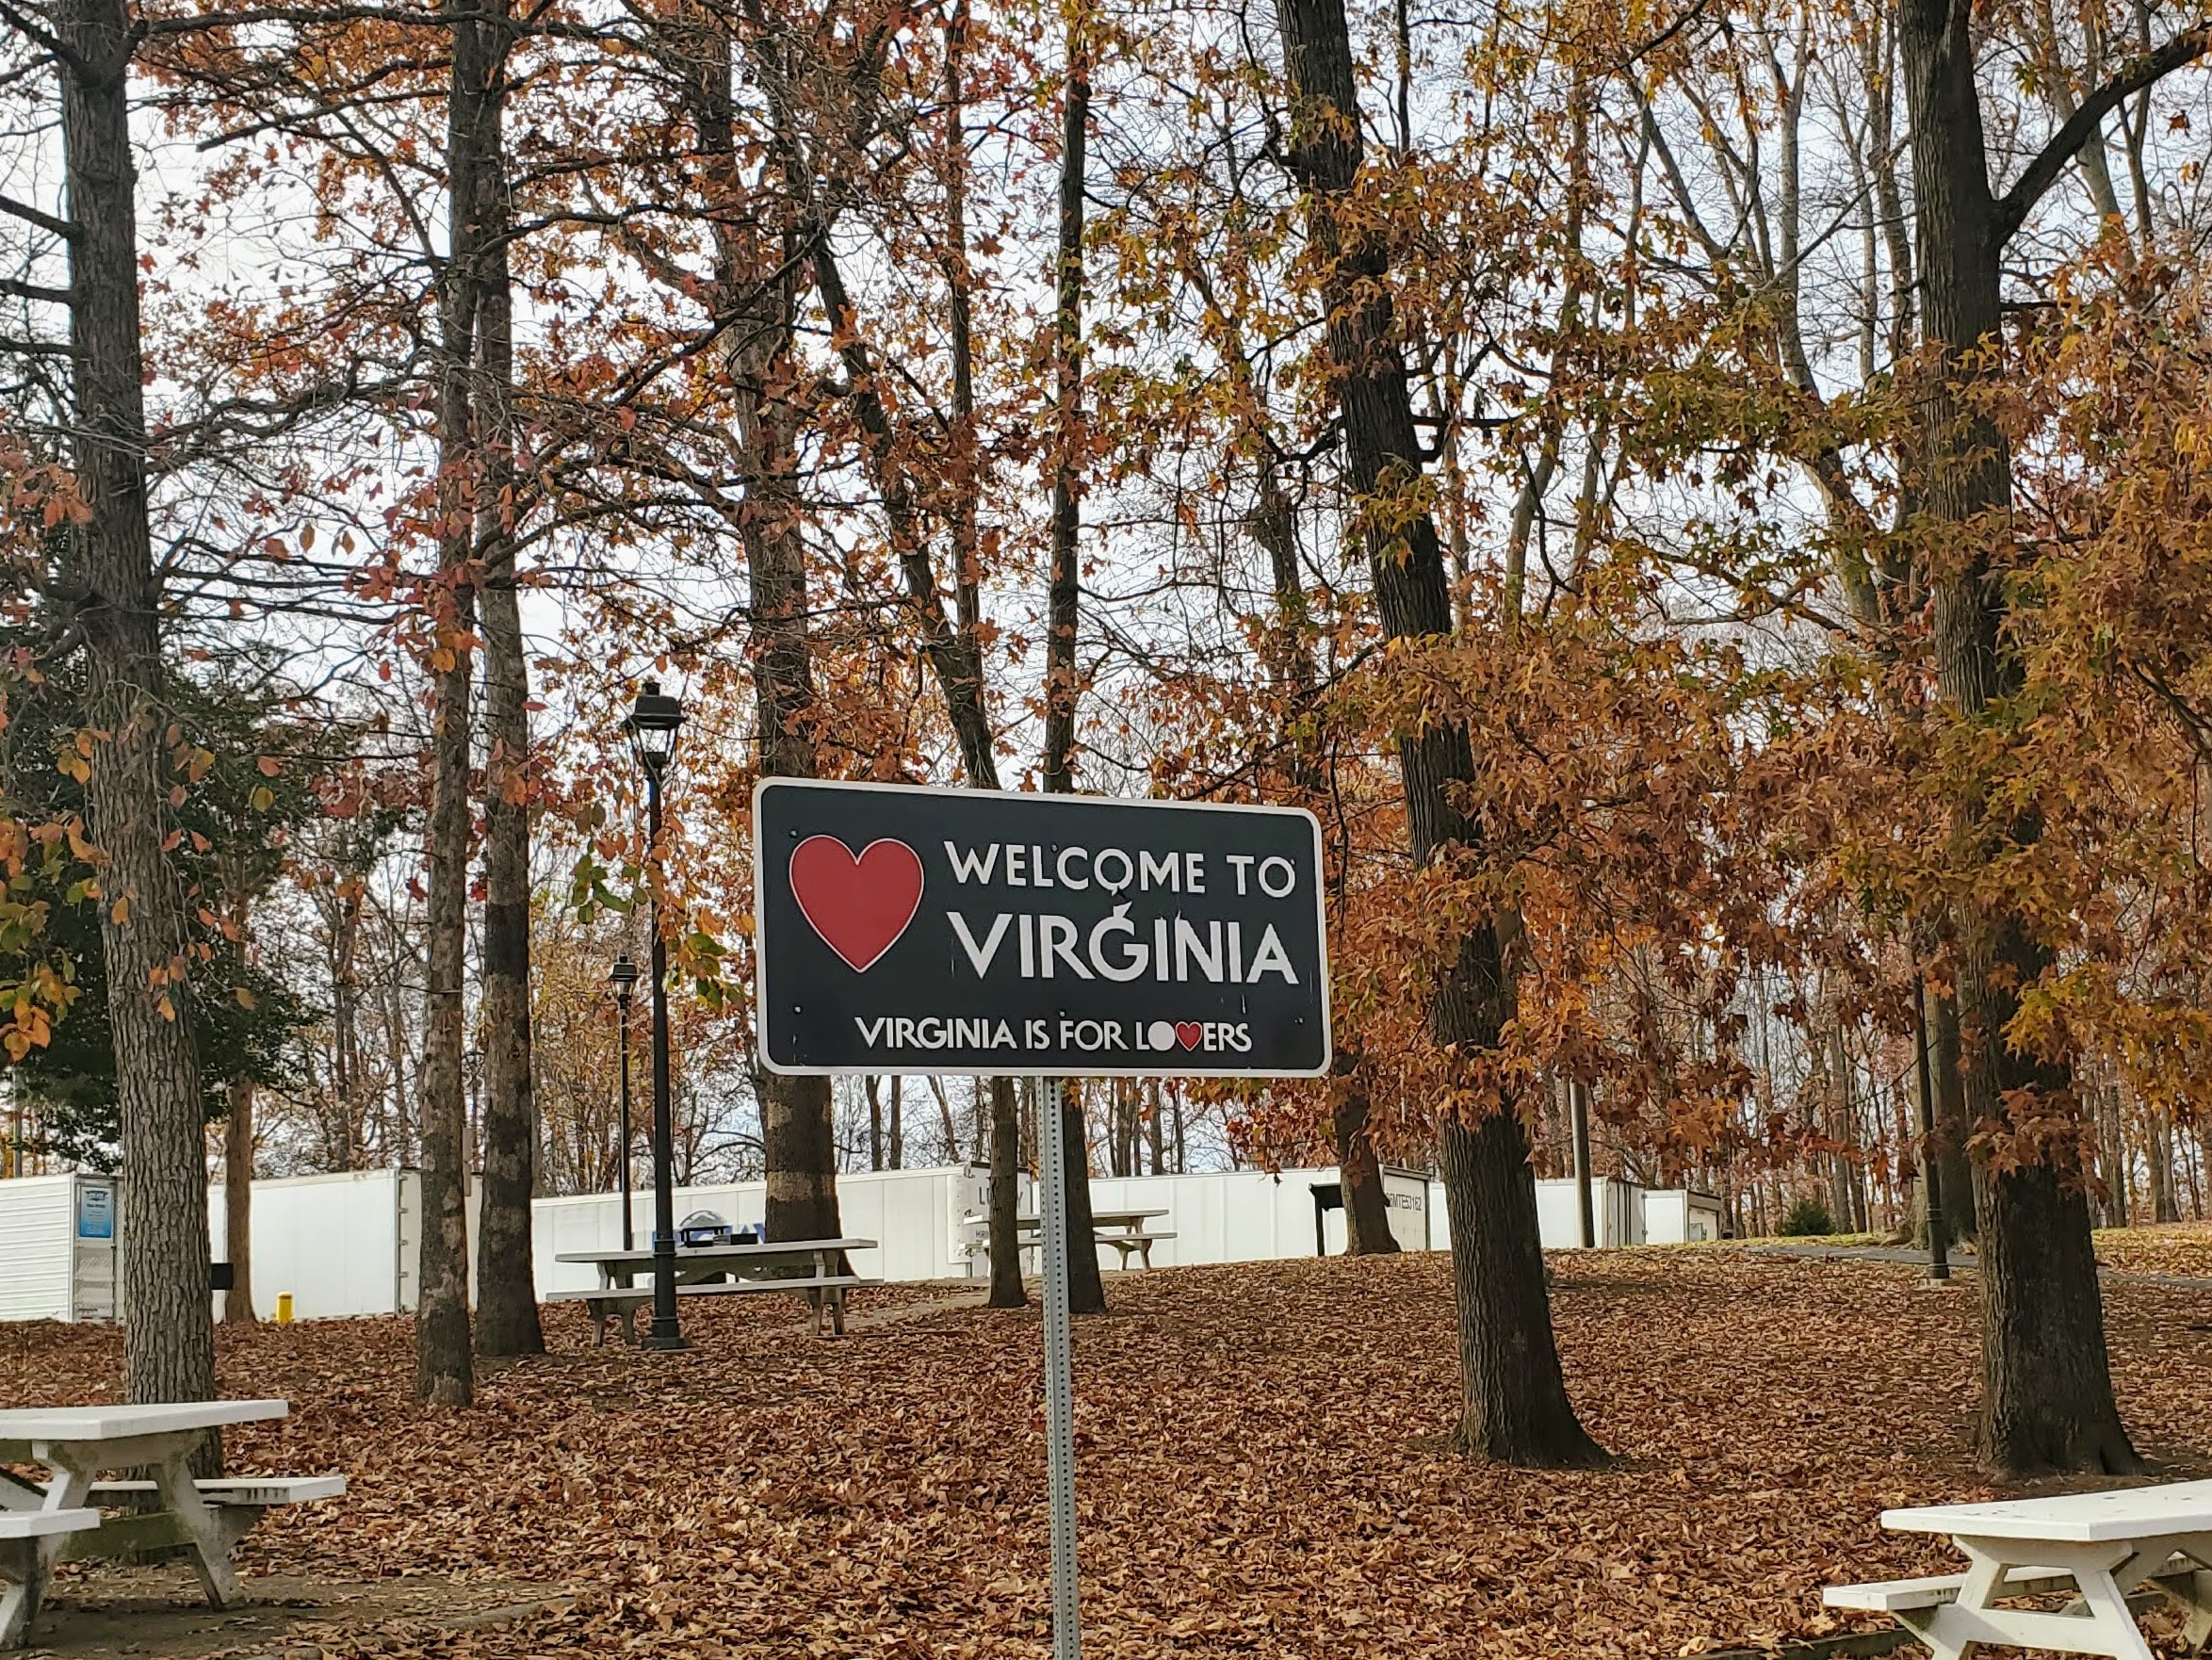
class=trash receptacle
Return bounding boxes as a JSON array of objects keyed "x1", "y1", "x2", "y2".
[{"x1": 678, "y1": 1210, "x2": 733, "y2": 1248}]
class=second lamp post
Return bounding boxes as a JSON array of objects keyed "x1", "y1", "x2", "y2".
[
  {"x1": 608, "y1": 952, "x2": 639, "y2": 1252},
  {"x1": 624, "y1": 677, "x2": 687, "y2": 1351}
]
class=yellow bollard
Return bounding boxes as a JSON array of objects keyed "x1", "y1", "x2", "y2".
[{"x1": 275, "y1": 1294, "x2": 294, "y2": 1326}]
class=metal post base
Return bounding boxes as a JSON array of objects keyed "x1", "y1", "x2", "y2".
[{"x1": 1038, "y1": 1077, "x2": 1082, "y2": 1660}]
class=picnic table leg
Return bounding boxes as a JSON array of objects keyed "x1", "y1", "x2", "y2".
[
  {"x1": 0, "y1": 1521, "x2": 52, "y2": 1650},
  {"x1": 149, "y1": 1449, "x2": 242, "y2": 1608},
  {"x1": 2143, "y1": 1541, "x2": 2212, "y2": 1652},
  {"x1": 2186, "y1": 1572, "x2": 2212, "y2": 1651},
  {"x1": 1917, "y1": 1539, "x2": 2169, "y2": 1660},
  {"x1": 1906, "y1": 1546, "x2": 2003, "y2": 1660},
  {"x1": 2072, "y1": 1559, "x2": 2161, "y2": 1660},
  {"x1": 2, "y1": 1454, "x2": 104, "y2": 1645},
  {"x1": 0, "y1": 1540, "x2": 40, "y2": 1650}
]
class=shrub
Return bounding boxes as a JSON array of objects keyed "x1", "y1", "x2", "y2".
[{"x1": 1779, "y1": 1196, "x2": 1835, "y2": 1238}]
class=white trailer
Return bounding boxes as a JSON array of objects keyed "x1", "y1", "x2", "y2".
[
  {"x1": 1639, "y1": 1186, "x2": 1725, "y2": 1243},
  {"x1": 1522, "y1": 1175, "x2": 1644, "y2": 1247},
  {"x1": 0, "y1": 1174, "x2": 122, "y2": 1323}
]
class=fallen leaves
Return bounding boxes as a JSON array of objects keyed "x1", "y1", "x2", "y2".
[
  {"x1": 2096, "y1": 1222, "x2": 2212, "y2": 1281},
  {"x1": 6, "y1": 1249, "x2": 2211, "y2": 1658}
]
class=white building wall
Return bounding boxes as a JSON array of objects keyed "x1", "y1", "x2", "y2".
[
  {"x1": 0, "y1": 1175, "x2": 78, "y2": 1322},
  {"x1": 1433, "y1": 1174, "x2": 1646, "y2": 1250},
  {"x1": 1640, "y1": 1188, "x2": 1724, "y2": 1244},
  {"x1": 1378, "y1": 1169, "x2": 1434, "y2": 1250}
]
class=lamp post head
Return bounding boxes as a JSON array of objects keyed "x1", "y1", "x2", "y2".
[
  {"x1": 624, "y1": 678, "x2": 684, "y2": 779},
  {"x1": 610, "y1": 952, "x2": 640, "y2": 1010}
]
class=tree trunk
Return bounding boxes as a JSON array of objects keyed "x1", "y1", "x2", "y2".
[
  {"x1": 1036, "y1": 8, "x2": 1106, "y2": 1318},
  {"x1": 888, "y1": 1074, "x2": 903, "y2": 1170},
  {"x1": 1254, "y1": 401, "x2": 1397, "y2": 1252},
  {"x1": 1277, "y1": 0, "x2": 1597, "y2": 1466},
  {"x1": 1571, "y1": 1079, "x2": 1596, "y2": 1247},
  {"x1": 56, "y1": 0, "x2": 219, "y2": 1431},
  {"x1": 751, "y1": 452, "x2": 838, "y2": 1242},
  {"x1": 415, "y1": 428, "x2": 477, "y2": 1413},
  {"x1": 383, "y1": 943, "x2": 414, "y2": 1163},
  {"x1": 1333, "y1": 1070, "x2": 1400, "y2": 1254},
  {"x1": 2096, "y1": 1079, "x2": 2130, "y2": 1228},
  {"x1": 222, "y1": 1078, "x2": 256, "y2": 1324},
  {"x1": 1147, "y1": 1079, "x2": 1165, "y2": 1176},
  {"x1": 792, "y1": 7, "x2": 1028, "y2": 1289},
  {"x1": 1926, "y1": 984, "x2": 1980, "y2": 1236},
  {"x1": 1898, "y1": 0, "x2": 2138, "y2": 1473},
  {"x1": 2147, "y1": 1110, "x2": 2180, "y2": 1224},
  {"x1": 415, "y1": 0, "x2": 512, "y2": 1407},
  {"x1": 671, "y1": 1, "x2": 842, "y2": 1248},
  {"x1": 987, "y1": 1076, "x2": 1025, "y2": 1305},
  {"x1": 471, "y1": 28, "x2": 541, "y2": 1360},
  {"x1": 1439, "y1": 1114, "x2": 1594, "y2": 1460}
]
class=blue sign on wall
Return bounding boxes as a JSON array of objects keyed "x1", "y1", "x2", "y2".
[{"x1": 76, "y1": 1184, "x2": 114, "y2": 1240}]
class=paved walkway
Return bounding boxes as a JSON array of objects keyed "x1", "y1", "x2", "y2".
[
  {"x1": 12, "y1": 1570, "x2": 571, "y2": 1658},
  {"x1": 840, "y1": 1286, "x2": 990, "y2": 1333},
  {"x1": 1742, "y1": 1241, "x2": 2212, "y2": 1293}
]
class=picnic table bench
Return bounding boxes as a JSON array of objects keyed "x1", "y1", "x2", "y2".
[
  {"x1": 0, "y1": 1399, "x2": 343, "y2": 1650},
  {"x1": 1826, "y1": 1479, "x2": 2212, "y2": 1659},
  {"x1": 552, "y1": 1237, "x2": 881, "y2": 1342},
  {"x1": 964, "y1": 1208, "x2": 1177, "y2": 1270}
]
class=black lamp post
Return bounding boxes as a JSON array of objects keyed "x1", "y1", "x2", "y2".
[
  {"x1": 625, "y1": 677, "x2": 688, "y2": 1351},
  {"x1": 609, "y1": 952, "x2": 640, "y2": 1253}
]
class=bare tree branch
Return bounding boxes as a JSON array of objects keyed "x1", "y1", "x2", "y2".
[
  {"x1": 0, "y1": 195, "x2": 76, "y2": 241},
  {"x1": 1994, "y1": 22, "x2": 2212, "y2": 241},
  {"x1": 0, "y1": 275, "x2": 73, "y2": 305}
]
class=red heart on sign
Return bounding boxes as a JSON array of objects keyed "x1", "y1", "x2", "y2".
[
  {"x1": 1175, "y1": 1021, "x2": 1203, "y2": 1050},
  {"x1": 789, "y1": 837, "x2": 925, "y2": 973}
]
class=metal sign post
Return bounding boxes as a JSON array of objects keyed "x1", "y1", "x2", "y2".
[{"x1": 1037, "y1": 1077, "x2": 1082, "y2": 1660}]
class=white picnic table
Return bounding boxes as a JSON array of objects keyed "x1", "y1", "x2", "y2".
[
  {"x1": 553, "y1": 1237, "x2": 881, "y2": 1339},
  {"x1": 1827, "y1": 1479, "x2": 2212, "y2": 1659},
  {"x1": 0, "y1": 1399, "x2": 342, "y2": 1650},
  {"x1": 963, "y1": 1208, "x2": 1177, "y2": 1269}
]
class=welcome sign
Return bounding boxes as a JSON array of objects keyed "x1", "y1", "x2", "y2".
[{"x1": 754, "y1": 779, "x2": 1330, "y2": 1077}]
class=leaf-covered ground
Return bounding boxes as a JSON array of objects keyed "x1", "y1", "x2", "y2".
[
  {"x1": 8, "y1": 1248, "x2": 2212, "y2": 1657},
  {"x1": 2095, "y1": 1221, "x2": 2212, "y2": 1280}
]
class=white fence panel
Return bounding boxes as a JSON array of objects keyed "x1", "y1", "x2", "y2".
[
  {"x1": 211, "y1": 1170, "x2": 415, "y2": 1319},
  {"x1": 529, "y1": 1167, "x2": 986, "y2": 1291}
]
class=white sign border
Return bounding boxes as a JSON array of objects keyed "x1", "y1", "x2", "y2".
[{"x1": 751, "y1": 776, "x2": 1334, "y2": 1080}]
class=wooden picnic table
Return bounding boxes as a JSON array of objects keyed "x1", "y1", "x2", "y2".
[
  {"x1": 0, "y1": 1399, "x2": 343, "y2": 1650},
  {"x1": 552, "y1": 1237, "x2": 881, "y2": 1340},
  {"x1": 963, "y1": 1208, "x2": 1177, "y2": 1269},
  {"x1": 1826, "y1": 1479, "x2": 2212, "y2": 1659}
]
